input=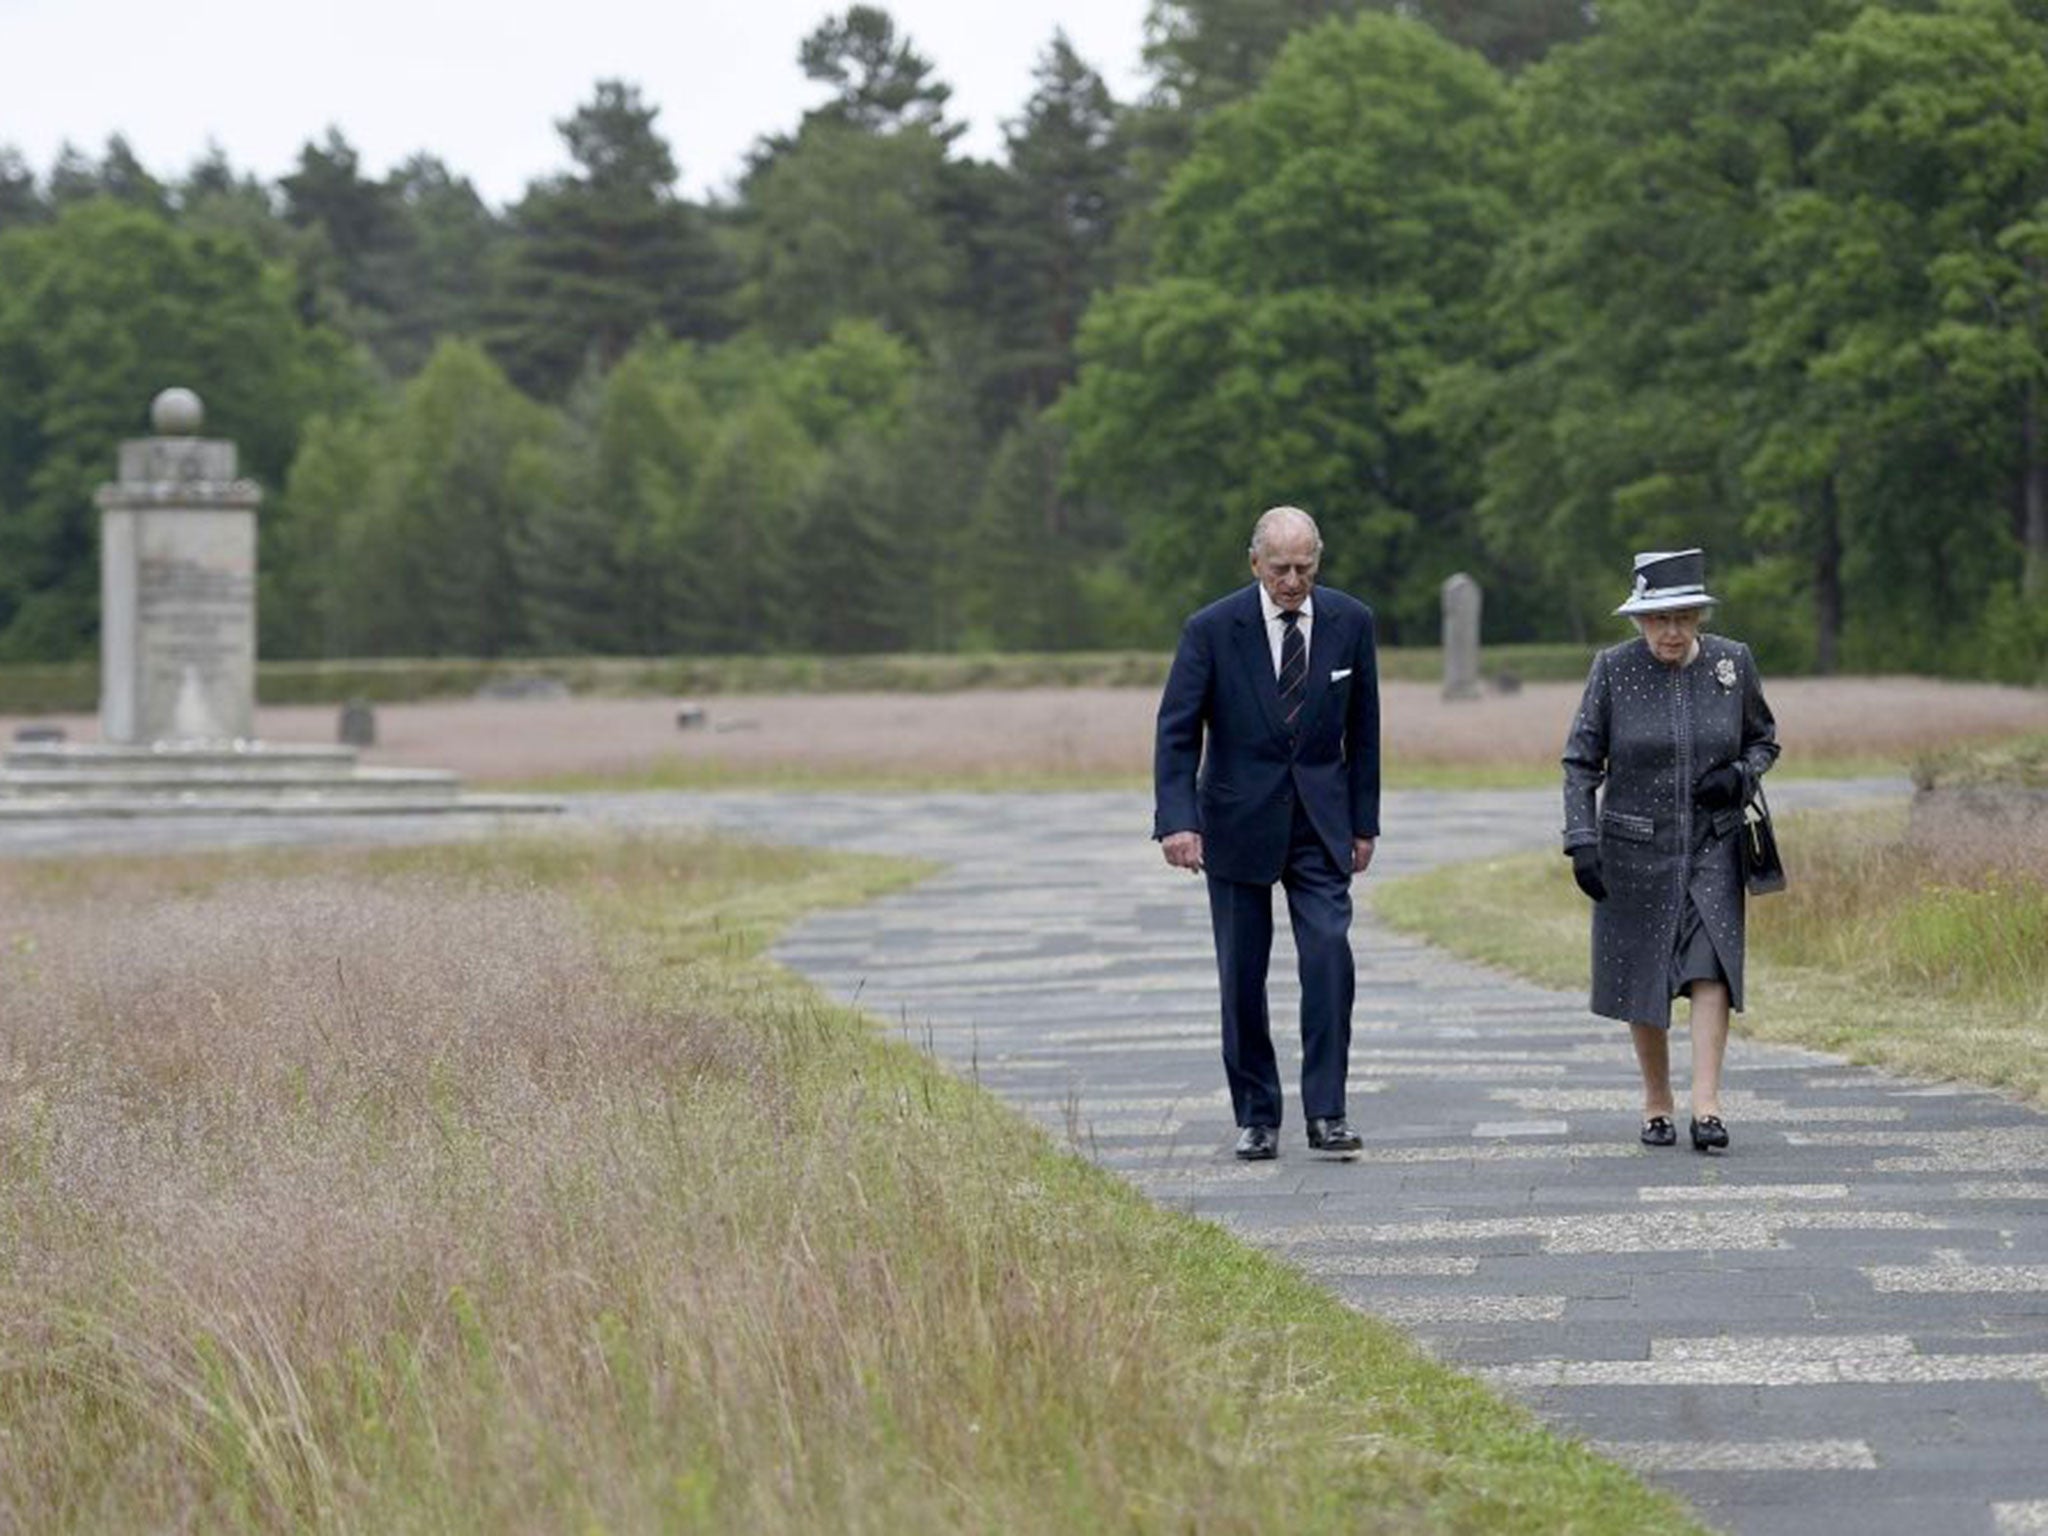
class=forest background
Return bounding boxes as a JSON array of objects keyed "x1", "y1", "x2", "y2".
[{"x1": 2, "y1": 0, "x2": 2045, "y2": 684}]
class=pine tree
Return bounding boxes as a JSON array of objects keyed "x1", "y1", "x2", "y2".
[
  {"x1": 0, "y1": 148, "x2": 43, "y2": 233},
  {"x1": 982, "y1": 34, "x2": 1126, "y2": 412},
  {"x1": 489, "y1": 81, "x2": 734, "y2": 398}
]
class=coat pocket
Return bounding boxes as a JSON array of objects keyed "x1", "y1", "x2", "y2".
[{"x1": 1599, "y1": 810, "x2": 1656, "y2": 844}]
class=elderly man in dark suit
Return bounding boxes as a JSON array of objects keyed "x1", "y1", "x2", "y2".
[{"x1": 1153, "y1": 506, "x2": 1382, "y2": 1161}]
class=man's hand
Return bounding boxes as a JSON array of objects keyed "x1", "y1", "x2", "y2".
[
  {"x1": 1162, "y1": 830, "x2": 1204, "y2": 872},
  {"x1": 1352, "y1": 836, "x2": 1376, "y2": 875}
]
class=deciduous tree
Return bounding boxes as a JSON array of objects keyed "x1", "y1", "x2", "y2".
[
  {"x1": 0, "y1": 200, "x2": 359, "y2": 659},
  {"x1": 1062, "y1": 12, "x2": 1517, "y2": 638}
]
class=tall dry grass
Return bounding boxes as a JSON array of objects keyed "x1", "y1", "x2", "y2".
[
  {"x1": 0, "y1": 841, "x2": 1679, "y2": 1534},
  {"x1": 1728, "y1": 805, "x2": 2048, "y2": 1098},
  {"x1": 3, "y1": 861, "x2": 763, "y2": 1528},
  {"x1": 1756, "y1": 805, "x2": 2048, "y2": 1007}
]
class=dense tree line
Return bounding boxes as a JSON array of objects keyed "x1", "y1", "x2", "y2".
[{"x1": 0, "y1": 0, "x2": 2042, "y2": 679}]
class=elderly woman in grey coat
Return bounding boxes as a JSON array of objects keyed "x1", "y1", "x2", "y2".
[{"x1": 1561, "y1": 549, "x2": 1779, "y2": 1152}]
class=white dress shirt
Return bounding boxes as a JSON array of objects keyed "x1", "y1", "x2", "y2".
[{"x1": 1258, "y1": 588, "x2": 1314, "y2": 677}]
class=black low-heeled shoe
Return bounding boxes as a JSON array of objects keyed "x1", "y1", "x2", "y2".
[
  {"x1": 1689, "y1": 1114, "x2": 1729, "y2": 1153},
  {"x1": 1640, "y1": 1115, "x2": 1676, "y2": 1147}
]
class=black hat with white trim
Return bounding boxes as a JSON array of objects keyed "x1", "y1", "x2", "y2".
[{"x1": 1614, "y1": 548, "x2": 1718, "y2": 616}]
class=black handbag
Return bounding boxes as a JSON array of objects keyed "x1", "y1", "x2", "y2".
[{"x1": 1741, "y1": 784, "x2": 1786, "y2": 896}]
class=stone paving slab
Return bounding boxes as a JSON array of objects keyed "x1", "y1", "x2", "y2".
[{"x1": 10, "y1": 777, "x2": 2048, "y2": 1535}]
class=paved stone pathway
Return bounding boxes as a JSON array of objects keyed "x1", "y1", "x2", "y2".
[
  {"x1": 614, "y1": 782, "x2": 2048, "y2": 1536},
  {"x1": 8, "y1": 779, "x2": 2046, "y2": 1536}
]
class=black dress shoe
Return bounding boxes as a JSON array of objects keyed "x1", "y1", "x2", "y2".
[
  {"x1": 1640, "y1": 1115, "x2": 1677, "y2": 1147},
  {"x1": 1234, "y1": 1125, "x2": 1278, "y2": 1161},
  {"x1": 1305, "y1": 1117, "x2": 1363, "y2": 1157},
  {"x1": 1689, "y1": 1114, "x2": 1729, "y2": 1153}
]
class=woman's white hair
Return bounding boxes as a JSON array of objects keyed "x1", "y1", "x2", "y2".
[
  {"x1": 1631, "y1": 608, "x2": 1708, "y2": 630},
  {"x1": 1249, "y1": 505, "x2": 1323, "y2": 557}
]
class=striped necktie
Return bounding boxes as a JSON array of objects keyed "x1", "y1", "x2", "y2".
[{"x1": 1278, "y1": 609, "x2": 1306, "y2": 733}]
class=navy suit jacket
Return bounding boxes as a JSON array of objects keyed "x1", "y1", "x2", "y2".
[{"x1": 1153, "y1": 583, "x2": 1381, "y2": 885}]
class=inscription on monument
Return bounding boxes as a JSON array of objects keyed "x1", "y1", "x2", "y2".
[{"x1": 138, "y1": 557, "x2": 253, "y2": 668}]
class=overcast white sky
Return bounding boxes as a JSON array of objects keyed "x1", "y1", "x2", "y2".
[{"x1": 0, "y1": 0, "x2": 1156, "y2": 207}]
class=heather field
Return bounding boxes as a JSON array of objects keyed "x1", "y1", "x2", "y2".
[
  {"x1": 272, "y1": 675, "x2": 2048, "y2": 787},
  {"x1": 0, "y1": 837, "x2": 1691, "y2": 1533},
  {"x1": 10, "y1": 674, "x2": 2037, "y2": 790}
]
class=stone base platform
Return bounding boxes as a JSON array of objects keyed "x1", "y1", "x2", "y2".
[{"x1": 0, "y1": 741, "x2": 560, "y2": 818}]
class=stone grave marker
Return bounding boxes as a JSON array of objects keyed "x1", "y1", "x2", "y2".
[
  {"x1": 338, "y1": 699, "x2": 377, "y2": 747},
  {"x1": 1441, "y1": 572, "x2": 1482, "y2": 700}
]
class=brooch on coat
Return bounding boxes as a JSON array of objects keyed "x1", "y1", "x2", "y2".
[{"x1": 1714, "y1": 657, "x2": 1738, "y2": 690}]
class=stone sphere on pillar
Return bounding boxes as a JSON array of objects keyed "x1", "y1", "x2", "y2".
[{"x1": 150, "y1": 387, "x2": 204, "y2": 437}]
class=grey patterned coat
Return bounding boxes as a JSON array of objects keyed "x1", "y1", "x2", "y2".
[{"x1": 1561, "y1": 634, "x2": 1780, "y2": 1027}]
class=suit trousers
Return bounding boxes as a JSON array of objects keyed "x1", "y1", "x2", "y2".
[{"x1": 1205, "y1": 799, "x2": 1355, "y2": 1128}]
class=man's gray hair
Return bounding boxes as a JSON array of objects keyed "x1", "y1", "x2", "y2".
[{"x1": 1249, "y1": 505, "x2": 1324, "y2": 557}]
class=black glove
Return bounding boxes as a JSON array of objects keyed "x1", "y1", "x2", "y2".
[
  {"x1": 1569, "y1": 845, "x2": 1607, "y2": 902},
  {"x1": 1694, "y1": 763, "x2": 1745, "y2": 811}
]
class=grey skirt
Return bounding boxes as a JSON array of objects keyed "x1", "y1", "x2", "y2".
[
  {"x1": 1670, "y1": 895, "x2": 1728, "y2": 1001},
  {"x1": 1667, "y1": 819, "x2": 1732, "y2": 1008}
]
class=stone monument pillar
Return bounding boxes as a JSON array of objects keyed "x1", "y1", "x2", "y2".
[
  {"x1": 1441, "y1": 571, "x2": 1483, "y2": 701},
  {"x1": 94, "y1": 388, "x2": 262, "y2": 744},
  {"x1": 0, "y1": 389, "x2": 559, "y2": 817}
]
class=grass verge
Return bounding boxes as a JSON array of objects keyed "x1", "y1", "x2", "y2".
[
  {"x1": 0, "y1": 834, "x2": 1696, "y2": 1532},
  {"x1": 1374, "y1": 803, "x2": 2048, "y2": 1107}
]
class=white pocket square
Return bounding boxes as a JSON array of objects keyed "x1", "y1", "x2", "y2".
[{"x1": 1330, "y1": 667, "x2": 1352, "y2": 682}]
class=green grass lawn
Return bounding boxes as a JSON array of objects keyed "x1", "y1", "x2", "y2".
[
  {"x1": 0, "y1": 833, "x2": 1697, "y2": 1533},
  {"x1": 1374, "y1": 803, "x2": 2048, "y2": 1107}
]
